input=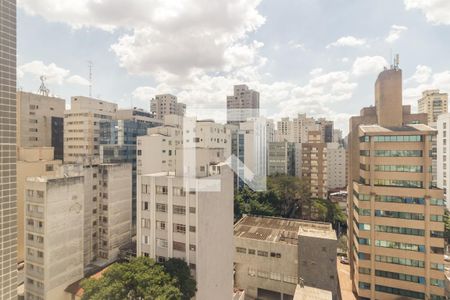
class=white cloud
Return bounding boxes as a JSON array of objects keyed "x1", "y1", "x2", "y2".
[
  {"x1": 352, "y1": 56, "x2": 388, "y2": 76},
  {"x1": 406, "y1": 65, "x2": 432, "y2": 84},
  {"x1": 385, "y1": 25, "x2": 408, "y2": 43},
  {"x1": 67, "y1": 75, "x2": 90, "y2": 86},
  {"x1": 19, "y1": 60, "x2": 69, "y2": 84},
  {"x1": 309, "y1": 68, "x2": 323, "y2": 76},
  {"x1": 19, "y1": 60, "x2": 90, "y2": 86},
  {"x1": 404, "y1": 0, "x2": 450, "y2": 25},
  {"x1": 404, "y1": 69, "x2": 450, "y2": 108},
  {"x1": 20, "y1": 0, "x2": 266, "y2": 81},
  {"x1": 288, "y1": 40, "x2": 305, "y2": 50},
  {"x1": 326, "y1": 36, "x2": 367, "y2": 48},
  {"x1": 341, "y1": 57, "x2": 349, "y2": 63}
]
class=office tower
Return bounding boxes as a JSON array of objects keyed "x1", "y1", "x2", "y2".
[
  {"x1": 418, "y1": 90, "x2": 448, "y2": 125},
  {"x1": 138, "y1": 147, "x2": 234, "y2": 299},
  {"x1": 267, "y1": 141, "x2": 296, "y2": 176},
  {"x1": 437, "y1": 113, "x2": 450, "y2": 210},
  {"x1": 100, "y1": 110, "x2": 161, "y2": 232},
  {"x1": 301, "y1": 131, "x2": 327, "y2": 198},
  {"x1": 233, "y1": 215, "x2": 338, "y2": 300},
  {"x1": 348, "y1": 66, "x2": 446, "y2": 300},
  {"x1": 16, "y1": 148, "x2": 62, "y2": 263},
  {"x1": 0, "y1": 0, "x2": 17, "y2": 299},
  {"x1": 150, "y1": 94, "x2": 186, "y2": 121},
  {"x1": 24, "y1": 173, "x2": 84, "y2": 300},
  {"x1": 16, "y1": 91, "x2": 65, "y2": 160},
  {"x1": 326, "y1": 142, "x2": 346, "y2": 189},
  {"x1": 64, "y1": 96, "x2": 117, "y2": 165},
  {"x1": 226, "y1": 85, "x2": 260, "y2": 125},
  {"x1": 317, "y1": 118, "x2": 334, "y2": 143}
]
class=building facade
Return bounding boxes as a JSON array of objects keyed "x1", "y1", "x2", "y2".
[
  {"x1": 326, "y1": 142, "x2": 346, "y2": 189},
  {"x1": 16, "y1": 91, "x2": 65, "y2": 160},
  {"x1": 418, "y1": 90, "x2": 448, "y2": 125},
  {"x1": 437, "y1": 113, "x2": 450, "y2": 210},
  {"x1": 234, "y1": 215, "x2": 338, "y2": 300},
  {"x1": 348, "y1": 66, "x2": 446, "y2": 300},
  {"x1": 150, "y1": 94, "x2": 186, "y2": 121},
  {"x1": 24, "y1": 174, "x2": 84, "y2": 300},
  {"x1": 301, "y1": 131, "x2": 327, "y2": 198},
  {"x1": 267, "y1": 141, "x2": 296, "y2": 176},
  {"x1": 0, "y1": 1, "x2": 18, "y2": 298},
  {"x1": 226, "y1": 85, "x2": 260, "y2": 125}
]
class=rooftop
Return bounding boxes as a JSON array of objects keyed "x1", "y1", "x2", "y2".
[
  {"x1": 233, "y1": 215, "x2": 335, "y2": 245},
  {"x1": 359, "y1": 123, "x2": 435, "y2": 134},
  {"x1": 293, "y1": 284, "x2": 332, "y2": 300}
]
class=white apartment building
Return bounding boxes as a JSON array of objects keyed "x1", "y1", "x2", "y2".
[
  {"x1": 24, "y1": 174, "x2": 85, "y2": 300},
  {"x1": 276, "y1": 114, "x2": 322, "y2": 143},
  {"x1": 150, "y1": 94, "x2": 186, "y2": 121},
  {"x1": 137, "y1": 148, "x2": 234, "y2": 300},
  {"x1": 227, "y1": 84, "x2": 260, "y2": 125},
  {"x1": 326, "y1": 142, "x2": 346, "y2": 189},
  {"x1": 115, "y1": 107, "x2": 163, "y2": 125},
  {"x1": 64, "y1": 96, "x2": 118, "y2": 165},
  {"x1": 437, "y1": 113, "x2": 450, "y2": 210},
  {"x1": 418, "y1": 90, "x2": 448, "y2": 125}
]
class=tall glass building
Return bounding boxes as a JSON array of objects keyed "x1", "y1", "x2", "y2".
[
  {"x1": 100, "y1": 119, "x2": 158, "y2": 232},
  {"x1": 0, "y1": 0, "x2": 18, "y2": 299}
]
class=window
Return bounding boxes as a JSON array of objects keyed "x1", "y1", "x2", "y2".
[
  {"x1": 45, "y1": 164, "x2": 54, "y2": 172},
  {"x1": 173, "y1": 205, "x2": 186, "y2": 215},
  {"x1": 189, "y1": 244, "x2": 196, "y2": 251},
  {"x1": 173, "y1": 223, "x2": 186, "y2": 234},
  {"x1": 375, "y1": 150, "x2": 422, "y2": 157},
  {"x1": 358, "y1": 282, "x2": 370, "y2": 290},
  {"x1": 375, "y1": 255, "x2": 424, "y2": 268},
  {"x1": 173, "y1": 241, "x2": 186, "y2": 252},
  {"x1": 189, "y1": 226, "x2": 196, "y2": 233},
  {"x1": 375, "y1": 225, "x2": 424, "y2": 236},
  {"x1": 156, "y1": 221, "x2": 166, "y2": 230},
  {"x1": 257, "y1": 250, "x2": 268, "y2": 257},
  {"x1": 373, "y1": 135, "x2": 423, "y2": 142},
  {"x1": 358, "y1": 267, "x2": 371, "y2": 275},
  {"x1": 236, "y1": 247, "x2": 246, "y2": 254},
  {"x1": 430, "y1": 215, "x2": 444, "y2": 222},
  {"x1": 156, "y1": 185, "x2": 168, "y2": 194},
  {"x1": 156, "y1": 203, "x2": 167, "y2": 212},
  {"x1": 375, "y1": 270, "x2": 425, "y2": 284},
  {"x1": 156, "y1": 238, "x2": 168, "y2": 248},
  {"x1": 374, "y1": 179, "x2": 423, "y2": 188},
  {"x1": 142, "y1": 201, "x2": 149, "y2": 211},
  {"x1": 375, "y1": 240, "x2": 425, "y2": 252},
  {"x1": 375, "y1": 285, "x2": 425, "y2": 299},
  {"x1": 189, "y1": 207, "x2": 196, "y2": 214},
  {"x1": 248, "y1": 249, "x2": 256, "y2": 255},
  {"x1": 375, "y1": 210, "x2": 424, "y2": 220},
  {"x1": 375, "y1": 195, "x2": 424, "y2": 204}
]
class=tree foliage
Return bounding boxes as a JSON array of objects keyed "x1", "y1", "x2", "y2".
[
  {"x1": 81, "y1": 257, "x2": 194, "y2": 300},
  {"x1": 234, "y1": 174, "x2": 346, "y2": 225},
  {"x1": 163, "y1": 258, "x2": 197, "y2": 299}
]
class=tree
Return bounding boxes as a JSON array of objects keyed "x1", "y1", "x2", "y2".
[
  {"x1": 163, "y1": 258, "x2": 197, "y2": 299},
  {"x1": 81, "y1": 257, "x2": 182, "y2": 300}
]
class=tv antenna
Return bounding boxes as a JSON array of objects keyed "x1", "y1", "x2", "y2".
[
  {"x1": 37, "y1": 75, "x2": 49, "y2": 96},
  {"x1": 394, "y1": 54, "x2": 400, "y2": 70}
]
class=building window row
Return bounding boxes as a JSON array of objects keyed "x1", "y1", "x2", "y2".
[
  {"x1": 248, "y1": 267, "x2": 296, "y2": 284},
  {"x1": 375, "y1": 210, "x2": 425, "y2": 220},
  {"x1": 375, "y1": 240, "x2": 425, "y2": 252},
  {"x1": 375, "y1": 284, "x2": 425, "y2": 299},
  {"x1": 374, "y1": 179, "x2": 423, "y2": 188},
  {"x1": 235, "y1": 247, "x2": 282, "y2": 258},
  {"x1": 373, "y1": 135, "x2": 423, "y2": 142},
  {"x1": 375, "y1": 195, "x2": 424, "y2": 204},
  {"x1": 375, "y1": 165, "x2": 423, "y2": 173},
  {"x1": 375, "y1": 225, "x2": 424, "y2": 236},
  {"x1": 374, "y1": 150, "x2": 422, "y2": 157},
  {"x1": 375, "y1": 269, "x2": 425, "y2": 284},
  {"x1": 375, "y1": 255, "x2": 424, "y2": 268}
]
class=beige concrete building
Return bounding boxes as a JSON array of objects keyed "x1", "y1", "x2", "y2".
[
  {"x1": 418, "y1": 89, "x2": 448, "y2": 125},
  {"x1": 227, "y1": 85, "x2": 260, "y2": 125},
  {"x1": 0, "y1": 1, "x2": 18, "y2": 298},
  {"x1": 267, "y1": 141, "x2": 296, "y2": 176},
  {"x1": 64, "y1": 96, "x2": 117, "y2": 165},
  {"x1": 16, "y1": 148, "x2": 62, "y2": 263},
  {"x1": 24, "y1": 174, "x2": 84, "y2": 300},
  {"x1": 275, "y1": 114, "x2": 322, "y2": 143},
  {"x1": 150, "y1": 94, "x2": 186, "y2": 121},
  {"x1": 293, "y1": 284, "x2": 332, "y2": 300},
  {"x1": 301, "y1": 131, "x2": 327, "y2": 198},
  {"x1": 115, "y1": 107, "x2": 163, "y2": 125},
  {"x1": 326, "y1": 142, "x2": 346, "y2": 189},
  {"x1": 437, "y1": 113, "x2": 450, "y2": 210},
  {"x1": 138, "y1": 148, "x2": 234, "y2": 299},
  {"x1": 348, "y1": 66, "x2": 446, "y2": 300},
  {"x1": 16, "y1": 91, "x2": 65, "y2": 159},
  {"x1": 233, "y1": 215, "x2": 338, "y2": 300}
]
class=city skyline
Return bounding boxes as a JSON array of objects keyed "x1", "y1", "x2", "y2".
[{"x1": 15, "y1": 0, "x2": 450, "y2": 132}]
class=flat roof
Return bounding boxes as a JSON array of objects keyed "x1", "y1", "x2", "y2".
[
  {"x1": 294, "y1": 285, "x2": 332, "y2": 300},
  {"x1": 359, "y1": 123, "x2": 435, "y2": 134},
  {"x1": 234, "y1": 215, "x2": 335, "y2": 245}
]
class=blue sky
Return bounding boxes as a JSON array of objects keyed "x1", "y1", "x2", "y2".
[{"x1": 17, "y1": 0, "x2": 450, "y2": 133}]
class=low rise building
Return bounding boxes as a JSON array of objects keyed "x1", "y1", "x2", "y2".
[{"x1": 233, "y1": 215, "x2": 338, "y2": 300}]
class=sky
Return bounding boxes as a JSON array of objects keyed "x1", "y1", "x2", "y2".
[{"x1": 16, "y1": 0, "x2": 450, "y2": 133}]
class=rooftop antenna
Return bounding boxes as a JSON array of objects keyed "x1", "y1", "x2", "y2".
[
  {"x1": 87, "y1": 60, "x2": 93, "y2": 97},
  {"x1": 394, "y1": 54, "x2": 400, "y2": 70},
  {"x1": 38, "y1": 75, "x2": 49, "y2": 96}
]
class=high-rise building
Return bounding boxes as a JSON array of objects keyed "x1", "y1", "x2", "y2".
[
  {"x1": 24, "y1": 173, "x2": 85, "y2": 300},
  {"x1": 418, "y1": 90, "x2": 448, "y2": 125},
  {"x1": 267, "y1": 141, "x2": 296, "y2": 176},
  {"x1": 275, "y1": 114, "x2": 333, "y2": 144},
  {"x1": 226, "y1": 85, "x2": 260, "y2": 125},
  {"x1": 0, "y1": 1, "x2": 18, "y2": 298},
  {"x1": 150, "y1": 94, "x2": 186, "y2": 121},
  {"x1": 137, "y1": 147, "x2": 234, "y2": 299},
  {"x1": 16, "y1": 148, "x2": 62, "y2": 263},
  {"x1": 301, "y1": 131, "x2": 327, "y2": 198},
  {"x1": 326, "y1": 142, "x2": 346, "y2": 189},
  {"x1": 16, "y1": 91, "x2": 65, "y2": 160},
  {"x1": 64, "y1": 96, "x2": 118, "y2": 165},
  {"x1": 348, "y1": 66, "x2": 446, "y2": 300},
  {"x1": 437, "y1": 113, "x2": 450, "y2": 210}
]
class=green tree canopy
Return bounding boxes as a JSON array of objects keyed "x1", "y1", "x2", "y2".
[
  {"x1": 163, "y1": 258, "x2": 197, "y2": 299},
  {"x1": 81, "y1": 257, "x2": 182, "y2": 300}
]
